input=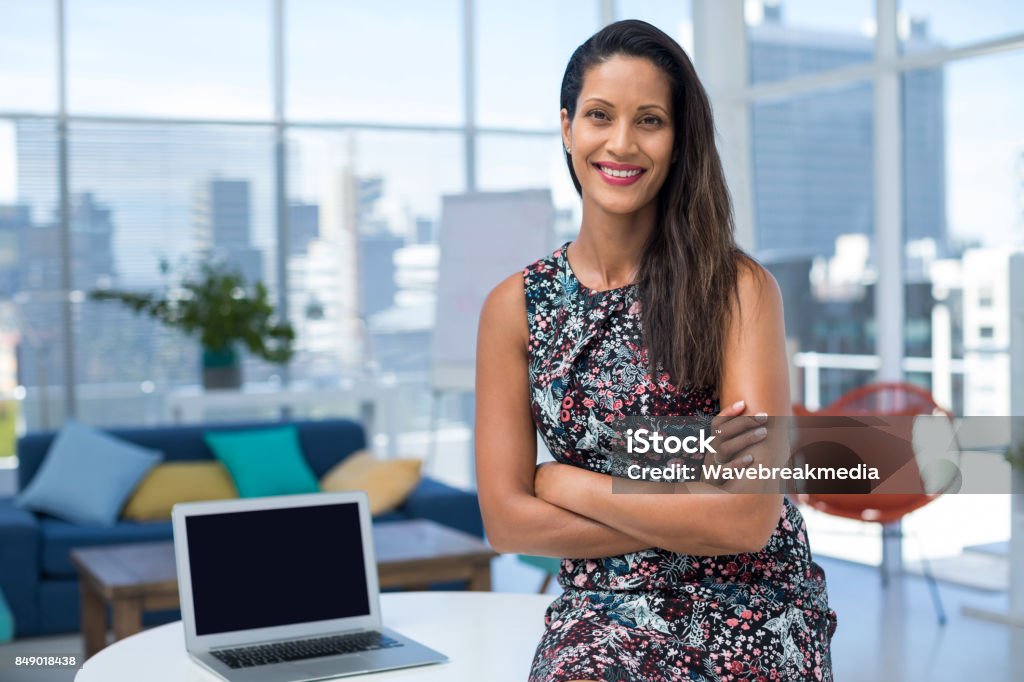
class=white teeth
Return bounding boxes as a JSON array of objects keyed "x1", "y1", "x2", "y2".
[{"x1": 598, "y1": 165, "x2": 642, "y2": 178}]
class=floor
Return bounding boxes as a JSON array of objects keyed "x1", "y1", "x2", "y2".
[{"x1": 1, "y1": 551, "x2": 1021, "y2": 682}]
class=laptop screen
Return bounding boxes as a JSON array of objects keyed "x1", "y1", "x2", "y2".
[{"x1": 184, "y1": 502, "x2": 371, "y2": 636}]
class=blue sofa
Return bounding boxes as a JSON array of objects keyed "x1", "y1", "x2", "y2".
[{"x1": 0, "y1": 418, "x2": 483, "y2": 637}]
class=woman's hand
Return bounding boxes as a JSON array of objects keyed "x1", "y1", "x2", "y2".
[{"x1": 704, "y1": 399, "x2": 768, "y2": 486}]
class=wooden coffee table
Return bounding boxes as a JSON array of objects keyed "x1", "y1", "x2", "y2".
[{"x1": 70, "y1": 519, "x2": 497, "y2": 659}]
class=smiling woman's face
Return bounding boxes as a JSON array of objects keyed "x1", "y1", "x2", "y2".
[{"x1": 562, "y1": 54, "x2": 675, "y2": 218}]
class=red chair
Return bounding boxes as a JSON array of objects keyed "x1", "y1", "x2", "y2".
[{"x1": 792, "y1": 382, "x2": 961, "y2": 625}]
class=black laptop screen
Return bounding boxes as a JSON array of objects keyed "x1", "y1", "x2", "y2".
[{"x1": 184, "y1": 502, "x2": 371, "y2": 636}]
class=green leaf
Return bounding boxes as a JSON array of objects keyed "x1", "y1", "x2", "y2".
[{"x1": 88, "y1": 258, "x2": 295, "y2": 365}]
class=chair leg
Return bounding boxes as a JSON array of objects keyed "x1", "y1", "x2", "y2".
[
  {"x1": 919, "y1": 554, "x2": 948, "y2": 626},
  {"x1": 539, "y1": 574, "x2": 553, "y2": 594},
  {"x1": 911, "y1": 530, "x2": 947, "y2": 626},
  {"x1": 880, "y1": 522, "x2": 904, "y2": 589},
  {"x1": 878, "y1": 523, "x2": 947, "y2": 625}
]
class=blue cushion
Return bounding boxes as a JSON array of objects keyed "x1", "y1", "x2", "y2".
[
  {"x1": 204, "y1": 425, "x2": 319, "y2": 498},
  {"x1": 37, "y1": 517, "x2": 173, "y2": 578},
  {"x1": 17, "y1": 419, "x2": 367, "y2": 490},
  {"x1": 16, "y1": 421, "x2": 162, "y2": 527}
]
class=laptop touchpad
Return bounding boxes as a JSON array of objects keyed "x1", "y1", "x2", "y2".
[{"x1": 291, "y1": 655, "x2": 369, "y2": 677}]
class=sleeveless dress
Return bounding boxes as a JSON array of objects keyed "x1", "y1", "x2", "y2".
[{"x1": 525, "y1": 243, "x2": 838, "y2": 682}]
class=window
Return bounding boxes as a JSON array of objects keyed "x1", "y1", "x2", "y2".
[
  {"x1": 746, "y1": 0, "x2": 876, "y2": 85},
  {"x1": 0, "y1": 0, "x2": 57, "y2": 113},
  {"x1": 476, "y1": 132, "x2": 579, "y2": 246},
  {"x1": 285, "y1": 128, "x2": 464, "y2": 382},
  {"x1": 617, "y1": 0, "x2": 694, "y2": 55},
  {"x1": 900, "y1": 0, "x2": 1024, "y2": 53},
  {"x1": 65, "y1": 0, "x2": 272, "y2": 119},
  {"x1": 902, "y1": 50, "x2": 1023, "y2": 415},
  {"x1": 63, "y1": 122, "x2": 278, "y2": 423},
  {"x1": 751, "y1": 83, "x2": 876, "y2": 408},
  {"x1": 1, "y1": 118, "x2": 68, "y2": 430},
  {"x1": 475, "y1": 0, "x2": 598, "y2": 130},
  {"x1": 287, "y1": 0, "x2": 463, "y2": 124}
]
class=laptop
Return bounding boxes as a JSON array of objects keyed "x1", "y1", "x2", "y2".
[{"x1": 171, "y1": 491, "x2": 448, "y2": 681}]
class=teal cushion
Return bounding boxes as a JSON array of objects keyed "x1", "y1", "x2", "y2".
[
  {"x1": 0, "y1": 585, "x2": 12, "y2": 642},
  {"x1": 204, "y1": 426, "x2": 319, "y2": 498},
  {"x1": 16, "y1": 420, "x2": 162, "y2": 527}
]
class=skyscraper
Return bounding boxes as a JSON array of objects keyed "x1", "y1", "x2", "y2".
[
  {"x1": 0, "y1": 204, "x2": 30, "y2": 296},
  {"x1": 749, "y1": 9, "x2": 947, "y2": 257},
  {"x1": 192, "y1": 178, "x2": 264, "y2": 286},
  {"x1": 288, "y1": 201, "x2": 320, "y2": 256}
]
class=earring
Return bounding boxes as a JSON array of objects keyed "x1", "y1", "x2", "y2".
[{"x1": 565, "y1": 146, "x2": 572, "y2": 154}]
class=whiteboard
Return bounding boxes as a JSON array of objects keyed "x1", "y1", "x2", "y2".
[{"x1": 431, "y1": 190, "x2": 555, "y2": 391}]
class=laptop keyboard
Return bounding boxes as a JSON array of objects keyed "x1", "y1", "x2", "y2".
[{"x1": 212, "y1": 631, "x2": 404, "y2": 669}]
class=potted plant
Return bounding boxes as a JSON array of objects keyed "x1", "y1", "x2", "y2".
[{"x1": 90, "y1": 259, "x2": 295, "y2": 390}]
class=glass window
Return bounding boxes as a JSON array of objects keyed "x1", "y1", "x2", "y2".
[
  {"x1": 475, "y1": 0, "x2": 599, "y2": 130},
  {"x1": 750, "y1": 82, "x2": 876, "y2": 409},
  {"x1": 33, "y1": 122, "x2": 277, "y2": 424},
  {"x1": 746, "y1": 0, "x2": 876, "y2": 85},
  {"x1": 1, "y1": 118, "x2": 70, "y2": 431},
  {"x1": 65, "y1": 0, "x2": 272, "y2": 119},
  {"x1": 617, "y1": 0, "x2": 693, "y2": 56},
  {"x1": 286, "y1": 128, "x2": 465, "y2": 478},
  {"x1": 287, "y1": 0, "x2": 462, "y2": 124},
  {"x1": 476, "y1": 133, "x2": 581, "y2": 248},
  {"x1": 286, "y1": 128, "x2": 464, "y2": 376},
  {"x1": 0, "y1": 0, "x2": 57, "y2": 113},
  {"x1": 900, "y1": 0, "x2": 1024, "y2": 53},
  {"x1": 902, "y1": 51, "x2": 1024, "y2": 417}
]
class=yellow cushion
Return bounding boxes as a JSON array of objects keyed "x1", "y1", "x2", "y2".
[
  {"x1": 122, "y1": 462, "x2": 238, "y2": 521},
  {"x1": 319, "y1": 450, "x2": 422, "y2": 515}
]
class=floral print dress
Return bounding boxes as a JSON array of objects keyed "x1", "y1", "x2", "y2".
[{"x1": 525, "y1": 243, "x2": 838, "y2": 682}]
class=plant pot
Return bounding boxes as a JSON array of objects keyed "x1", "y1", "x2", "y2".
[{"x1": 202, "y1": 346, "x2": 242, "y2": 390}]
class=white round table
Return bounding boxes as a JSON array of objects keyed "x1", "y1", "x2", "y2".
[{"x1": 75, "y1": 592, "x2": 555, "y2": 681}]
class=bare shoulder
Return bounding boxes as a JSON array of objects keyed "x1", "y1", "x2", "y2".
[
  {"x1": 733, "y1": 254, "x2": 782, "y2": 320},
  {"x1": 479, "y1": 271, "x2": 529, "y2": 347}
]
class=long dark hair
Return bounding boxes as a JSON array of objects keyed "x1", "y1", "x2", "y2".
[{"x1": 561, "y1": 19, "x2": 749, "y2": 392}]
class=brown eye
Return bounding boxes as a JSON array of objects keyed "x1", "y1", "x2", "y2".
[
  {"x1": 642, "y1": 116, "x2": 663, "y2": 126},
  {"x1": 587, "y1": 110, "x2": 608, "y2": 120}
]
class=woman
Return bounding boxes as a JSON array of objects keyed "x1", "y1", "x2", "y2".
[{"x1": 475, "y1": 19, "x2": 837, "y2": 682}]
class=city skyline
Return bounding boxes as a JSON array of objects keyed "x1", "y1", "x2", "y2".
[
  {"x1": 0, "y1": 0, "x2": 1021, "y2": 431},
  {"x1": 1, "y1": 1, "x2": 1023, "y2": 249}
]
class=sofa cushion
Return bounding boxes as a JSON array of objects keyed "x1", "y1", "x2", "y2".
[
  {"x1": 38, "y1": 517, "x2": 173, "y2": 578},
  {"x1": 122, "y1": 462, "x2": 238, "y2": 521},
  {"x1": 17, "y1": 419, "x2": 367, "y2": 491},
  {"x1": 320, "y1": 451, "x2": 422, "y2": 515},
  {"x1": 205, "y1": 425, "x2": 319, "y2": 498},
  {"x1": 17, "y1": 421, "x2": 162, "y2": 526}
]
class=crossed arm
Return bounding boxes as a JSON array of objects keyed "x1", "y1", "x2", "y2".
[{"x1": 474, "y1": 260, "x2": 790, "y2": 559}]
